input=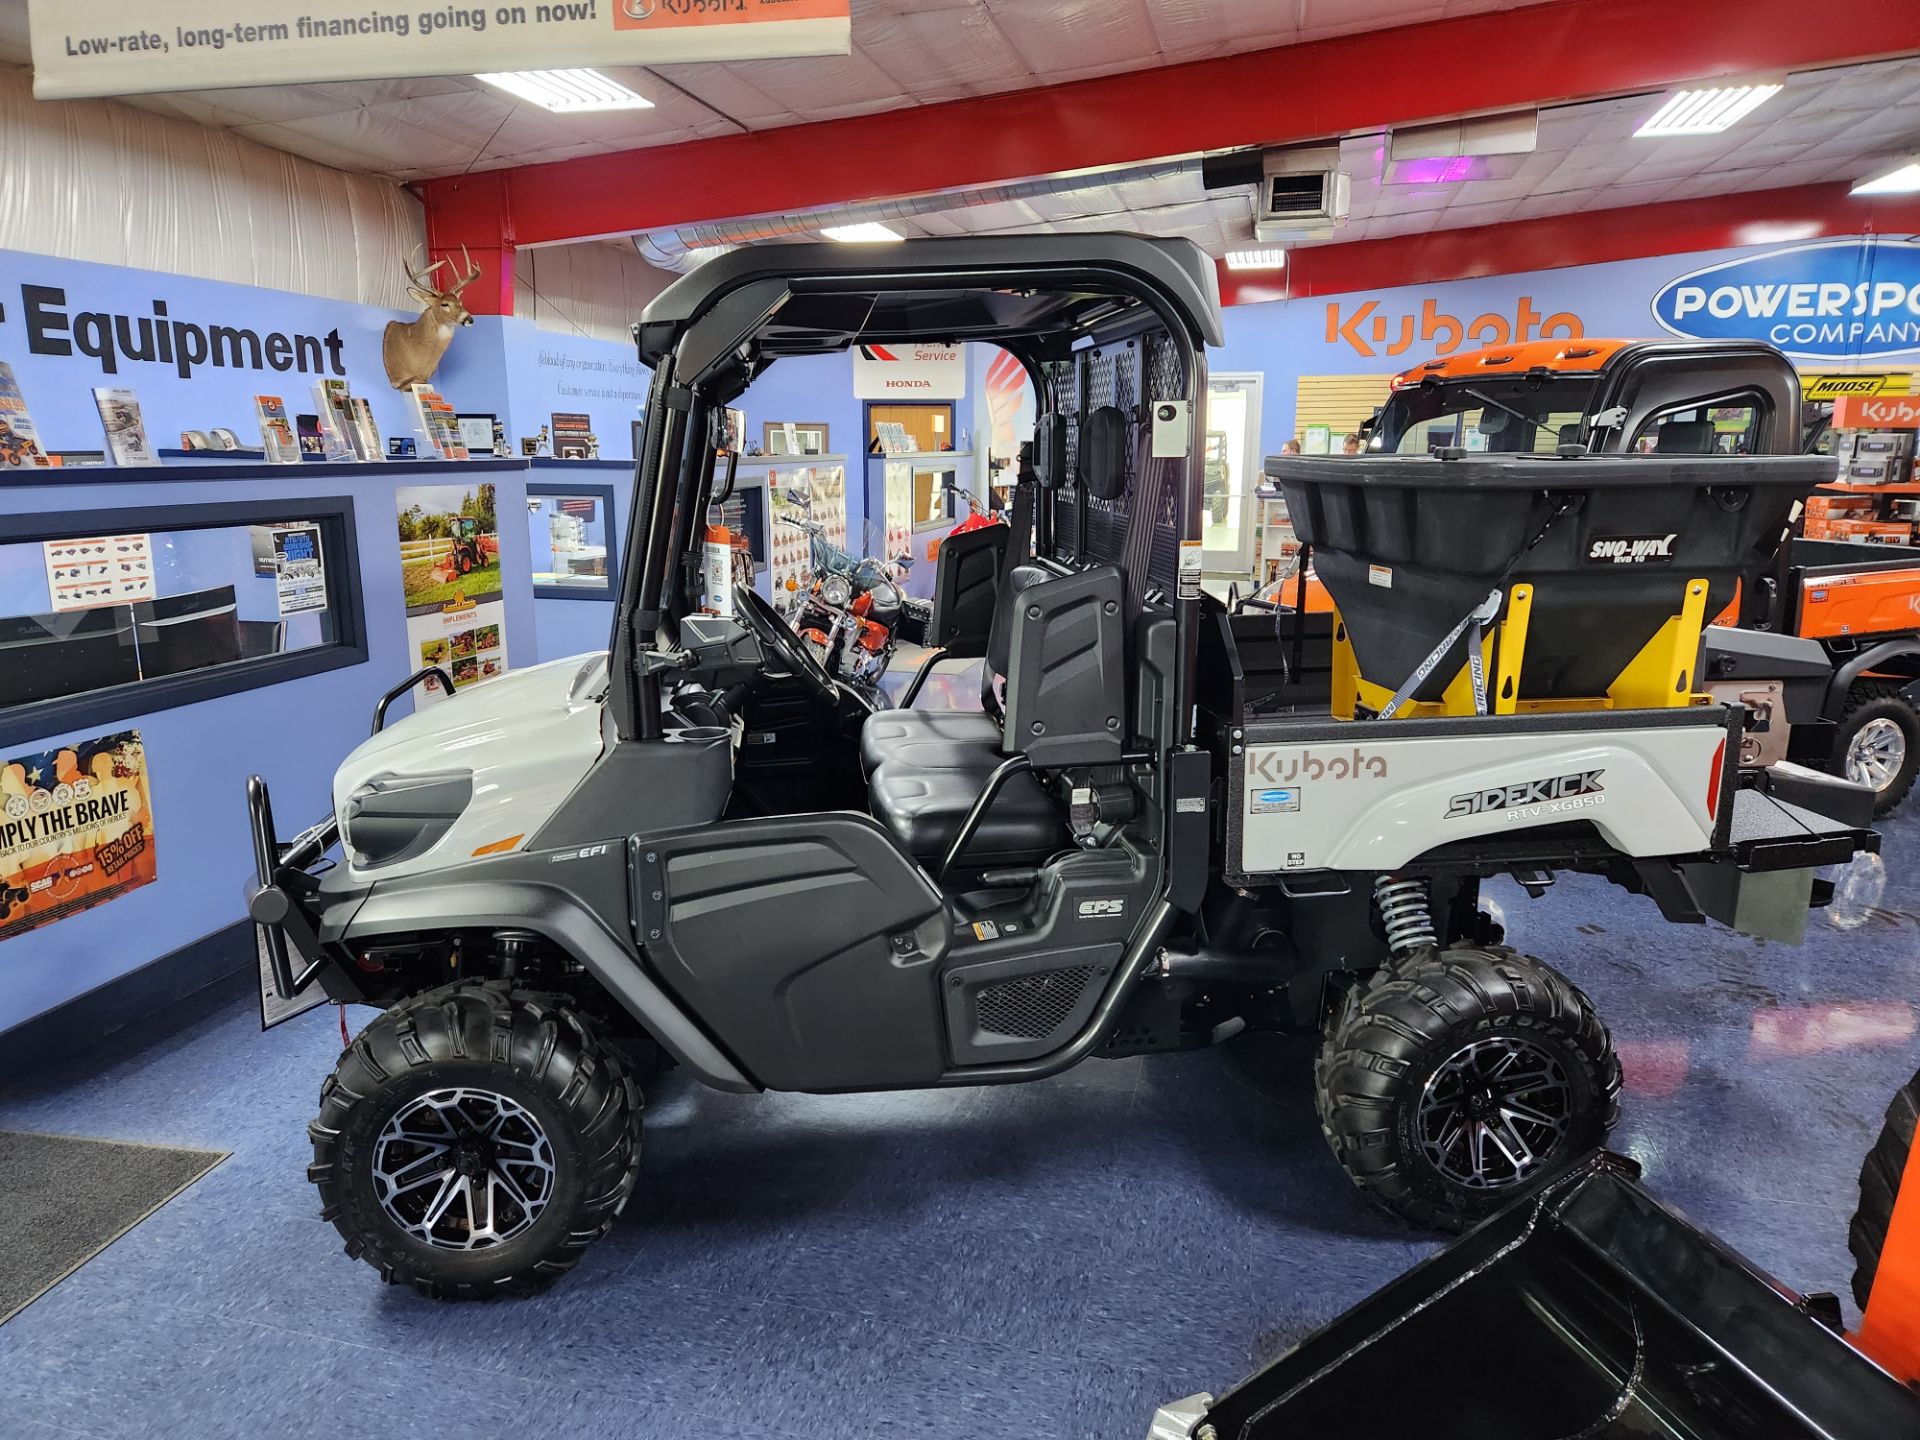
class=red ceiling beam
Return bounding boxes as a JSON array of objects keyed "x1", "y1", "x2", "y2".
[
  {"x1": 1217, "y1": 182, "x2": 1920, "y2": 307},
  {"x1": 420, "y1": 0, "x2": 1920, "y2": 248}
]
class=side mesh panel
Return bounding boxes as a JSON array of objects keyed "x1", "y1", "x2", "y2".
[
  {"x1": 1040, "y1": 328, "x2": 1188, "y2": 600},
  {"x1": 976, "y1": 965, "x2": 1098, "y2": 1040}
]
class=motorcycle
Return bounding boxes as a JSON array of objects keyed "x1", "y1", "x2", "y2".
[{"x1": 776, "y1": 491, "x2": 914, "y2": 698}]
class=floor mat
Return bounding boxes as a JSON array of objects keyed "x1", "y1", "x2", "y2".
[{"x1": 0, "y1": 1130, "x2": 226, "y2": 1322}]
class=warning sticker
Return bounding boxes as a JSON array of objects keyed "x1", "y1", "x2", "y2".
[
  {"x1": 971, "y1": 920, "x2": 999, "y2": 942},
  {"x1": 1368, "y1": 564, "x2": 1393, "y2": 589},
  {"x1": 1178, "y1": 540, "x2": 1204, "y2": 599}
]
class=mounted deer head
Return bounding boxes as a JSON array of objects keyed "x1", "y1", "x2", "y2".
[{"x1": 382, "y1": 245, "x2": 482, "y2": 390}]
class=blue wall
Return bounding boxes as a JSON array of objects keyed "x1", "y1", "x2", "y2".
[{"x1": 0, "y1": 460, "x2": 536, "y2": 1035}]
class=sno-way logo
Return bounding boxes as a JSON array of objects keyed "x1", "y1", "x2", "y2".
[
  {"x1": 1587, "y1": 533, "x2": 1677, "y2": 565},
  {"x1": 1653, "y1": 239, "x2": 1920, "y2": 360}
]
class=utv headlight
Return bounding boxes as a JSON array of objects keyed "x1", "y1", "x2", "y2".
[{"x1": 343, "y1": 771, "x2": 472, "y2": 869}]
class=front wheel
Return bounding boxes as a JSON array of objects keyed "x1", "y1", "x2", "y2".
[
  {"x1": 1314, "y1": 947, "x2": 1620, "y2": 1233},
  {"x1": 1831, "y1": 685, "x2": 1920, "y2": 816},
  {"x1": 308, "y1": 982, "x2": 642, "y2": 1298}
]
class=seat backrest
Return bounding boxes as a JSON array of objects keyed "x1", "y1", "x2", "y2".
[
  {"x1": 928, "y1": 523, "x2": 1009, "y2": 653},
  {"x1": 1001, "y1": 564, "x2": 1127, "y2": 768},
  {"x1": 1655, "y1": 419, "x2": 1717, "y2": 454}
]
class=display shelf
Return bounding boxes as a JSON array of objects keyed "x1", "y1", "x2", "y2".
[{"x1": 10, "y1": 455, "x2": 531, "y2": 487}]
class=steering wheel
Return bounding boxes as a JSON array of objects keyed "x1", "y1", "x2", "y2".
[{"x1": 734, "y1": 583, "x2": 837, "y2": 701}]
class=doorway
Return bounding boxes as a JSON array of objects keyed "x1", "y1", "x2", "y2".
[
  {"x1": 867, "y1": 402, "x2": 956, "y2": 454},
  {"x1": 1201, "y1": 373, "x2": 1264, "y2": 573}
]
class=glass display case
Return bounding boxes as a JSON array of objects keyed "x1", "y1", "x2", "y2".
[
  {"x1": 526, "y1": 482, "x2": 619, "y2": 599},
  {"x1": 867, "y1": 452, "x2": 972, "y2": 591}
]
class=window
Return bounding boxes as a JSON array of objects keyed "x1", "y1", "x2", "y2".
[
  {"x1": 1630, "y1": 395, "x2": 1766, "y2": 455},
  {"x1": 0, "y1": 497, "x2": 366, "y2": 748},
  {"x1": 762, "y1": 422, "x2": 831, "y2": 457},
  {"x1": 527, "y1": 482, "x2": 621, "y2": 600},
  {"x1": 1375, "y1": 376, "x2": 1598, "y2": 455},
  {"x1": 867, "y1": 403, "x2": 955, "y2": 454}
]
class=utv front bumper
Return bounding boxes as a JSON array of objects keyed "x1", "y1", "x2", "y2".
[{"x1": 246, "y1": 775, "x2": 340, "y2": 1003}]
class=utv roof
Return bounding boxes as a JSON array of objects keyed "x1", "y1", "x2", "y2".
[
  {"x1": 634, "y1": 233, "x2": 1226, "y2": 372},
  {"x1": 1387, "y1": 337, "x2": 1793, "y2": 388}
]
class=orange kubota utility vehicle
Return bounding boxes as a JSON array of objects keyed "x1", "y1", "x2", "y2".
[{"x1": 1272, "y1": 338, "x2": 1920, "y2": 813}]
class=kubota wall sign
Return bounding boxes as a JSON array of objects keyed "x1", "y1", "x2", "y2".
[
  {"x1": 1833, "y1": 394, "x2": 1920, "y2": 428},
  {"x1": 1324, "y1": 296, "x2": 1584, "y2": 359},
  {"x1": 1652, "y1": 239, "x2": 1920, "y2": 360}
]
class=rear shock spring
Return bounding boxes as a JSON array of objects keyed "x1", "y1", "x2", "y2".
[{"x1": 1374, "y1": 875, "x2": 1437, "y2": 957}]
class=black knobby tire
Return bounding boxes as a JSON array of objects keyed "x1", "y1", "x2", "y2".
[
  {"x1": 1314, "y1": 946, "x2": 1621, "y2": 1233},
  {"x1": 1829, "y1": 684, "x2": 1920, "y2": 816},
  {"x1": 1850, "y1": 1068, "x2": 1920, "y2": 1312},
  {"x1": 308, "y1": 982, "x2": 642, "y2": 1299}
]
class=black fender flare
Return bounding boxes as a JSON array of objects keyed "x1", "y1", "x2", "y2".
[
  {"x1": 1825, "y1": 640, "x2": 1920, "y2": 719},
  {"x1": 340, "y1": 878, "x2": 759, "y2": 1094}
]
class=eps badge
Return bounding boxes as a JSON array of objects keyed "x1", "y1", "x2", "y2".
[{"x1": 1078, "y1": 898, "x2": 1125, "y2": 919}]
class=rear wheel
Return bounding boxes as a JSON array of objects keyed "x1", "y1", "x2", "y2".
[
  {"x1": 1850, "y1": 1068, "x2": 1920, "y2": 1312},
  {"x1": 1831, "y1": 685, "x2": 1920, "y2": 816},
  {"x1": 1314, "y1": 946, "x2": 1620, "y2": 1233},
  {"x1": 309, "y1": 982, "x2": 641, "y2": 1298}
]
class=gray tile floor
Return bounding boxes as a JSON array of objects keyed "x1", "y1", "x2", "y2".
[{"x1": 1, "y1": 732, "x2": 1916, "y2": 1437}]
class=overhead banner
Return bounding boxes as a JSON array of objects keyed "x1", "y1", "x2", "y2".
[
  {"x1": 853, "y1": 344, "x2": 967, "y2": 399},
  {"x1": 0, "y1": 730, "x2": 157, "y2": 943},
  {"x1": 28, "y1": 0, "x2": 852, "y2": 99}
]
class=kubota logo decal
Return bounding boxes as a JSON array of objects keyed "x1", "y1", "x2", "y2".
[
  {"x1": 1324, "y1": 296, "x2": 1583, "y2": 359},
  {"x1": 1247, "y1": 747, "x2": 1387, "y2": 784}
]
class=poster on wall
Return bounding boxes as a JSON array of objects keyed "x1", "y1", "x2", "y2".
[
  {"x1": 43, "y1": 533, "x2": 152, "y2": 611},
  {"x1": 396, "y1": 483, "x2": 508, "y2": 702},
  {"x1": 0, "y1": 730, "x2": 156, "y2": 943},
  {"x1": 854, "y1": 344, "x2": 967, "y2": 400},
  {"x1": 29, "y1": 0, "x2": 852, "y2": 100},
  {"x1": 270, "y1": 523, "x2": 328, "y2": 616}
]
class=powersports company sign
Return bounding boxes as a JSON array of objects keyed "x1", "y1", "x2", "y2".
[
  {"x1": 1652, "y1": 239, "x2": 1920, "y2": 361},
  {"x1": 28, "y1": 0, "x2": 850, "y2": 100}
]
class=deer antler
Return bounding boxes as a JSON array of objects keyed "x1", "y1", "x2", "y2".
[
  {"x1": 445, "y1": 244, "x2": 483, "y2": 296},
  {"x1": 403, "y1": 244, "x2": 449, "y2": 294}
]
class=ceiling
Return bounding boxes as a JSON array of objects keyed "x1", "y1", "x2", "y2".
[
  {"x1": 794, "y1": 54, "x2": 1920, "y2": 256},
  {"x1": 0, "y1": 0, "x2": 1915, "y2": 266},
  {"x1": 0, "y1": 0, "x2": 1561, "y2": 183}
]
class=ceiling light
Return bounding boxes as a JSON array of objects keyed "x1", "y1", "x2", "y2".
[
  {"x1": 1634, "y1": 79, "x2": 1783, "y2": 137},
  {"x1": 1853, "y1": 159, "x2": 1920, "y2": 196},
  {"x1": 821, "y1": 223, "x2": 902, "y2": 243},
  {"x1": 476, "y1": 69, "x2": 653, "y2": 113},
  {"x1": 1224, "y1": 248, "x2": 1286, "y2": 271}
]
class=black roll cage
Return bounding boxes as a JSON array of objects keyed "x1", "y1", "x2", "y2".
[{"x1": 609, "y1": 237, "x2": 1225, "y2": 750}]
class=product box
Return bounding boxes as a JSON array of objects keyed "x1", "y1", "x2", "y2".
[
  {"x1": 1844, "y1": 457, "x2": 1898, "y2": 485},
  {"x1": 1850, "y1": 432, "x2": 1912, "y2": 460},
  {"x1": 1828, "y1": 518, "x2": 1917, "y2": 543},
  {"x1": 1804, "y1": 494, "x2": 1872, "y2": 518}
]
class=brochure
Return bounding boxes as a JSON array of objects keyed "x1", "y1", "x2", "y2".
[
  {"x1": 0, "y1": 362, "x2": 50, "y2": 469},
  {"x1": 92, "y1": 388, "x2": 161, "y2": 467},
  {"x1": 409, "y1": 384, "x2": 469, "y2": 461},
  {"x1": 350, "y1": 396, "x2": 384, "y2": 462},
  {"x1": 254, "y1": 395, "x2": 300, "y2": 465},
  {"x1": 310, "y1": 381, "x2": 355, "y2": 460}
]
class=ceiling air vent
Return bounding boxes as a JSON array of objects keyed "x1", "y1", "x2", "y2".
[{"x1": 1254, "y1": 144, "x2": 1351, "y2": 241}]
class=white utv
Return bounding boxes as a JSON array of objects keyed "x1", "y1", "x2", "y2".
[{"x1": 247, "y1": 236, "x2": 1878, "y2": 1297}]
